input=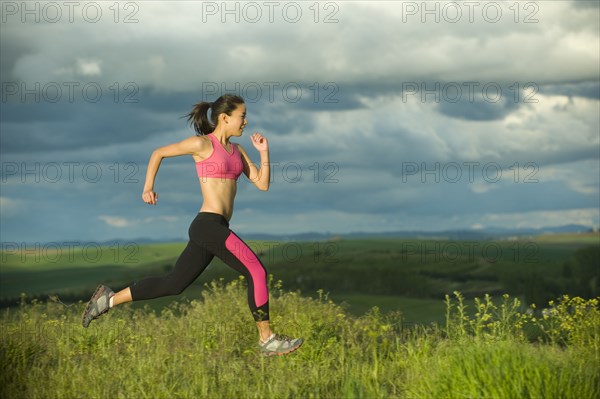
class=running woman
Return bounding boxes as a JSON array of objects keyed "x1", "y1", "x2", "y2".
[{"x1": 82, "y1": 94, "x2": 303, "y2": 356}]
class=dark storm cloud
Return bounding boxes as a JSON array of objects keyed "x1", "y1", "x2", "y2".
[
  {"x1": 0, "y1": 84, "x2": 364, "y2": 156},
  {"x1": 276, "y1": 174, "x2": 597, "y2": 219},
  {"x1": 0, "y1": 101, "x2": 67, "y2": 123},
  {"x1": 0, "y1": 85, "x2": 208, "y2": 154},
  {"x1": 1, "y1": 102, "x2": 173, "y2": 153},
  {"x1": 0, "y1": 34, "x2": 36, "y2": 82},
  {"x1": 246, "y1": 101, "x2": 318, "y2": 137},
  {"x1": 436, "y1": 95, "x2": 521, "y2": 121},
  {"x1": 571, "y1": 0, "x2": 600, "y2": 9},
  {"x1": 539, "y1": 81, "x2": 600, "y2": 100}
]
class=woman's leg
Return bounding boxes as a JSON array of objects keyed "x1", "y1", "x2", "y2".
[
  {"x1": 127, "y1": 239, "x2": 214, "y2": 302},
  {"x1": 89, "y1": 212, "x2": 302, "y2": 353},
  {"x1": 218, "y1": 235, "x2": 304, "y2": 354},
  {"x1": 109, "y1": 240, "x2": 213, "y2": 308},
  {"x1": 82, "y1": 238, "x2": 213, "y2": 326},
  {"x1": 216, "y1": 230, "x2": 270, "y2": 322},
  {"x1": 191, "y1": 215, "x2": 273, "y2": 340},
  {"x1": 83, "y1": 214, "x2": 215, "y2": 327},
  {"x1": 218, "y1": 231, "x2": 273, "y2": 341},
  {"x1": 256, "y1": 320, "x2": 273, "y2": 342},
  {"x1": 111, "y1": 286, "x2": 132, "y2": 306}
]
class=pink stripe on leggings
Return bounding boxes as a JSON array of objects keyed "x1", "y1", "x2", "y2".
[{"x1": 225, "y1": 232, "x2": 268, "y2": 307}]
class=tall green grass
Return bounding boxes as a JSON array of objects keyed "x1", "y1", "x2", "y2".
[{"x1": 1, "y1": 278, "x2": 599, "y2": 399}]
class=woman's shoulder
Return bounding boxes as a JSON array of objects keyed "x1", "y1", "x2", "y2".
[
  {"x1": 189, "y1": 135, "x2": 214, "y2": 161},
  {"x1": 179, "y1": 134, "x2": 209, "y2": 146},
  {"x1": 196, "y1": 134, "x2": 212, "y2": 142},
  {"x1": 186, "y1": 134, "x2": 212, "y2": 147}
]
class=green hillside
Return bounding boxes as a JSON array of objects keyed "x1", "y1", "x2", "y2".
[{"x1": 1, "y1": 234, "x2": 598, "y2": 325}]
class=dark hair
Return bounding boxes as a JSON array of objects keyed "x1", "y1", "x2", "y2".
[{"x1": 185, "y1": 94, "x2": 245, "y2": 135}]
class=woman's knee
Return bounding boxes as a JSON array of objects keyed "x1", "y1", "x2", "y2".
[{"x1": 163, "y1": 278, "x2": 187, "y2": 296}]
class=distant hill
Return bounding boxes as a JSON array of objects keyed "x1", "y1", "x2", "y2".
[
  {"x1": 241, "y1": 224, "x2": 595, "y2": 241},
  {"x1": 3, "y1": 225, "x2": 595, "y2": 247}
]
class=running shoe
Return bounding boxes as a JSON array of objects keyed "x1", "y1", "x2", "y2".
[
  {"x1": 81, "y1": 284, "x2": 114, "y2": 328},
  {"x1": 259, "y1": 334, "x2": 304, "y2": 356}
]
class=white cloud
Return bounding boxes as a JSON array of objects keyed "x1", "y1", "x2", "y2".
[
  {"x1": 538, "y1": 159, "x2": 600, "y2": 195},
  {"x1": 4, "y1": 2, "x2": 599, "y2": 88},
  {"x1": 470, "y1": 183, "x2": 501, "y2": 194},
  {"x1": 97, "y1": 215, "x2": 182, "y2": 229},
  {"x1": 75, "y1": 58, "x2": 102, "y2": 76},
  {"x1": 98, "y1": 215, "x2": 131, "y2": 228},
  {"x1": 0, "y1": 196, "x2": 24, "y2": 218},
  {"x1": 275, "y1": 90, "x2": 598, "y2": 169}
]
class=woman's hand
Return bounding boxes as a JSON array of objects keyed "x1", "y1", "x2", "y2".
[
  {"x1": 250, "y1": 132, "x2": 268, "y2": 152},
  {"x1": 142, "y1": 190, "x2": 158, "y2": 205}
]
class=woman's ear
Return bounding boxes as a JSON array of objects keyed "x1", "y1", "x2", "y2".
[{"x1": 219, "y1": 112, "x2": 229, "y2": 124}]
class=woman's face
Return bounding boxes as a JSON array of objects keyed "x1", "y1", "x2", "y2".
[{"x1": 227, "y1": 103, "x2": 247, "y2": 137}]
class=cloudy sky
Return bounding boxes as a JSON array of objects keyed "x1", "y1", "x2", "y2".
[{"x1": 1, "y1": 0, "x2": 599, "y2": 243}]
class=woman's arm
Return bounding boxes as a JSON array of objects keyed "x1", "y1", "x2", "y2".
[
  {"x1": 142, "y1": 136, "x2": 206, "y2": 205},
  {"x1": 238, "y1": 132, "x2": 270, "y2": 191}
]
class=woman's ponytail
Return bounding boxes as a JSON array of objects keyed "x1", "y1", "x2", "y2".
[
  {"x1": 186, "y1": 102, "x2": 213, "y2": 135},
  {"x1": 184, "y1": 94, "x2": 245, "y2": 136}
]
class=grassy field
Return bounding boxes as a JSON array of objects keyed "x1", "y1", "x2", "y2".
[
  {"x1": 328, "y1": 294, "x2": 446, "y2": 325},
  {"x1": 1, "y1": 279, "x2": 598, "y2": 398},
  {"x1": 1, "y1": 233, "x2": 599, "y2": 398}
]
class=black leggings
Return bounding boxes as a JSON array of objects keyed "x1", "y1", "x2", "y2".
[{"x1": 129, "y1": 212, "x2": 269, "y2": 321}]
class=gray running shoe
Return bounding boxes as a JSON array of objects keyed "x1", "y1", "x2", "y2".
[
  {"x1": 82, "y1": 284, "x2": 114, "y2": 328},
  {"x1": 259, "y1": 334, "x2": 304, "y2": 356}
]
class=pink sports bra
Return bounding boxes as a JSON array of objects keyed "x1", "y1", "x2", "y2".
[{"x1": 195, "y1": 133, "x2": 244, "y2": 180}]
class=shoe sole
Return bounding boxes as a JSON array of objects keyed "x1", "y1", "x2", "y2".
[
  {"x1": 263, "y1": 340, "x2": 304, "y2": 357},
  {"x1": 81, "y1": 284, "x2": 106, "y2": 328}
]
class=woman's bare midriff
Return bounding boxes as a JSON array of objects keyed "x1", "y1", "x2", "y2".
[{"x1": 198, "y1": 178, "x2": 237, "y2": 221}]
